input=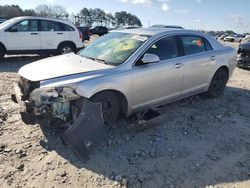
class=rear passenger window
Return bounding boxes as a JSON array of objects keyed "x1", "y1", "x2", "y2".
[
  {"x1": 145, "y1": 36, "x2": 179, "y2": 61},
  {"x1": 40, "y1": 20, "x2": 62, "y2": 31},
  {"x1": 181, "y1": 36, "x2": 206, "y2": 55},
  {"x1": 62, "y1": 24, "x2": 75, "y2": 31}
]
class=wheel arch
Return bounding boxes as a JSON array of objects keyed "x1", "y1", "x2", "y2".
[
  {"x1": 0, "y1": 42, "x2": 7, "y2": 52},
  {"x1": 90, "y1": 89, "x2": 128, "y2": 117},
  {"x1": 57, "y1": 41, "x2": 77, "y2": 52},
  {"x1": 216, "y1": 65, "x2": 229, "y2": 80}
]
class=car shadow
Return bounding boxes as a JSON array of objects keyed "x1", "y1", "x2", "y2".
[
  {"x1": 0, "y1": 55, "x2": 47, "y2": 73},
  {"x1": 37, "y1": 86, "x2": 250, "y2": 187}
]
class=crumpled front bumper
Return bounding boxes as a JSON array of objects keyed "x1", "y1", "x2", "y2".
[
  {"x1": 11, "y1": 82, "x2": 107, "y2": 159},
  {"x1": 11, "y1": 82, "x2": 34, "y2": 114}
]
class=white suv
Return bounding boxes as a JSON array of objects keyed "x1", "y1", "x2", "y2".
[{"x1": 0, "y1": 16, "x2": 83, "y2": 59}]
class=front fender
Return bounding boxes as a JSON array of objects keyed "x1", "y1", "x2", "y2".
[{"x1": 74, "y1": 75, "x2": 132, "y2": 112}]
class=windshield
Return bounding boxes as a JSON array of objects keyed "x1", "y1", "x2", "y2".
[
  {"x1": 79, "y1": 32, "x2": 149, "y2": 66},
  {"x1": 0, "y1": 18, "x2": 17, "y2": 29}
]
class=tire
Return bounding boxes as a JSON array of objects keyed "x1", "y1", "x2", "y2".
[
  {"x1": 0, "y1": 45, "x2": 6, "y2": 61},
  {"x1": 206, "y1": 68, "x2": 229, "y2": 98},
  {"x1": 58, "y1": 43, "x2": 76, "y2": 55},
  {"x1": 90, "y1": 91, "x2": 120, "y2": 128}
]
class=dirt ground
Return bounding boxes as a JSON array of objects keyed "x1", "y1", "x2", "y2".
[{"x1": 0, "y1": 41, "x2": 250, "y2": 188}]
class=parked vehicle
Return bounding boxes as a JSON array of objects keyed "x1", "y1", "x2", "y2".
[
  {"x1": 220, "y1": 34, "x2": 229, "y2": 40},
  {"x1": 12, "y1": 28, "x2": 236, "y2": 128},
  {"x1": 123, "y1": 26, "x2": 140, "y2": 29},
  {"x1": 224, "y1": 35, "x2": 242, "y2": 42},
  {"x1": 237, "y1": 41, "x2": 250, "y2": 69},
  {"x1": 150, "y1": 25, "x2": 184, "y2": 29},
  {"x1": 77, "y1": 26, "x2": 90, "y2": 41},
  {"x1": 90, "y1": 26, "x2": 108, "y2": 36},
  {"x1": 245, "y1": 35, "x2": 250, "y2": 41},
  {"x1": 0, "y1": 18, "x2": 6, "y2": 24},
  {"x1": 0, "y1": 16, "x2": 83, "y2": 59}
]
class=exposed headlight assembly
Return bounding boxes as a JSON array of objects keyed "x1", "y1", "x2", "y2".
[{"x1": 30, "y1": 86, "x2": 79, "y2": 104}]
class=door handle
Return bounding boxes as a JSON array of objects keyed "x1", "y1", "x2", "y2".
[
  {"x1": 210, "y1": 56, "x2": 216, "y2": 61},
  {"x1": 173, "y1": 63, "x2": 183, "y2": 69},
  {"x1": 30, "y1": 33, "x2": 38, "y2": 35},
  {"x1": 57, "y1": 33, "x2": 63, "y2": 35}
]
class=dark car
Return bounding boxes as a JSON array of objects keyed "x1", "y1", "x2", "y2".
[
  {"x1": 150, "y1": 24, "x2": 184, "y2": 29},
  {"x1": 90, "y1": 26, "x2": 108, "y2": 36},
  {"x1": 237, "y1": 42, "x2": 250, "y2": 69},
  {"x1": 0, "y1": 18, "x2": 6, "y2": 24},
  {"x1": 77, "y1": 26, "x2": 90, "y2": 41}
]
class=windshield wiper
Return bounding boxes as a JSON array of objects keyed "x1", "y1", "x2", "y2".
[
  {"x1": 94, "y1": 58, "x2": 108, "y2": 65},
  {"x1": 83, "y1": 56, "x2": 113, "y2": 66}
]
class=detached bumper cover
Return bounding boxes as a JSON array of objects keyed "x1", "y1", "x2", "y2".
[{"x1": 61, "y1": 99, "x2": 106, "y2": 159}]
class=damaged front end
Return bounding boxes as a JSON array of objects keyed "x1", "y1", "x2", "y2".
[
  {"x1": 12, "y1": 78, "x2": 106, "y2": 159},
  {"x1": 29, "y1": 86, "x2": 80, "y2": 121},
  {"x1": 237, "y1": 42, "x2": 250, "y2": 69}
]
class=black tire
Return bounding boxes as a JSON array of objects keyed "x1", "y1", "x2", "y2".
[
  {"x1": 0, "y1": 45, "x2": 6, "y2": 61},
  {"x1": 90, "y1": 91, "x2": 120, "y2": 128},
  {"x1": 58, "y1": 43, "x2": 76, "y2": 55},
  {"x1": 206, "y1": 68, "x2": 229, "y2": 98}
]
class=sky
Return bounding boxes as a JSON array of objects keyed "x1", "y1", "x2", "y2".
[{"x1": 0, "y1": 0, "x2": 249, "y2": 33}]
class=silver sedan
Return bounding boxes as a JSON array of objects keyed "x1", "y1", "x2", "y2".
[{"x1": 13, "y1": 28, "x2": 236, "y2": 127}]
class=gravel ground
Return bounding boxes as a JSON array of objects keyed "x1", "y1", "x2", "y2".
[{"x1": 0, "y1": 41, "x2": 250, "y2": 188}]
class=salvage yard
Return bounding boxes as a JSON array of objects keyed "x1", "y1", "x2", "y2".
[{"x1": 0, "y1": 42, "x2": 250, "y2": 188}]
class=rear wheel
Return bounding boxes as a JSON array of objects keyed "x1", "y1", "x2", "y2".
[
  {"x1": 90, "y1": 91, "x2": 120, "y2": 128},
  {"x1": 206, "y1": 68, "x2": 229, "y2": 98},
  {"x1": 58, "y1": 43, "x2": 76, "y2": 55}
]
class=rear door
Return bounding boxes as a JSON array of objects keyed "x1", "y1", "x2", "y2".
[
  {"x1": 39, "y1": 20, "x2": 65, "y2": 50},
  {"x1": 61, "y1": 23, "x2": 76, "y2": 43},
  {"x1": 5, "y1": 19, "x2": 40, "y2": 50},
  {"x1": 179, "y1": 35, "x2": 214, "y2": 95}
]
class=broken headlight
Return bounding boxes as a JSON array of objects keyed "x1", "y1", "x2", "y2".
[{"x1": 29, "y1": 86, "x2": 80, "y2": 104}]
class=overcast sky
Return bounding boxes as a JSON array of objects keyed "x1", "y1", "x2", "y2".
[{"x1": 1, "y1": 0, "x2": 249, "y2": 33}]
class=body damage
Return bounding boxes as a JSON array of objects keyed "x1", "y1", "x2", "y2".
[{"x1": 12, "y1": 29, "x2": 237, "y2": 158}]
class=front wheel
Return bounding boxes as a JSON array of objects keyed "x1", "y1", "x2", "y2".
[
  {"x1": 206, "y1": 68, "x2": 229, "y2": 98},
  {"x1": 90, "y1": 91, "x2": 120, "y2": 128}
]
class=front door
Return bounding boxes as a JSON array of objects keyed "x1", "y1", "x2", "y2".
[
  {"x1": 5, "y1": 19, "x2": 40, "y2": 50},
  {"x1": 131, "y1": 36, "x2": 184, "y2": 110}
]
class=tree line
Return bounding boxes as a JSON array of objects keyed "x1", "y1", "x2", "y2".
[
  {"x1": 76, "y1": 8, "x2": 142, "y2": 27},
  {"x1": 0, "y1": 4, "x2": 142, "y2": 27}
]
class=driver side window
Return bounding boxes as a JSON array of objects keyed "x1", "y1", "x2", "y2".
[
  {"x1": 146, "y1": 36, "x2": 179, "y2": 61},
  {"x1": 9, "y1": 20, "x2": 38, "y2": 32},
  {"x1": 10, "y1": 20, "x2": 29, "y2": 32},
  {"x1": 136, "y1": 36, "x2": 179, "y2": 66}
]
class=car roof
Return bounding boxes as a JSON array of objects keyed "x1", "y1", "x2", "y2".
[
  {"x1": 113, "y1": 27, "x2": 203, "y2": 36},
  {"x1": 8, "y1": 16, "x2": 73, "y2": 25}
]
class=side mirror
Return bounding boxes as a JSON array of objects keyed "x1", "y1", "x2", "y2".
[
  {"x1": 141, "y1": 53, "x2": 160, "y2": 64},
  {"x1": 8, "y1": 28, "x2": 18, "y2": 32}
]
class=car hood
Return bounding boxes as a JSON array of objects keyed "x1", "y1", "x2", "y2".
[{"x1": 18, "y1": 53, "x2": 113, "y2": 81}]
